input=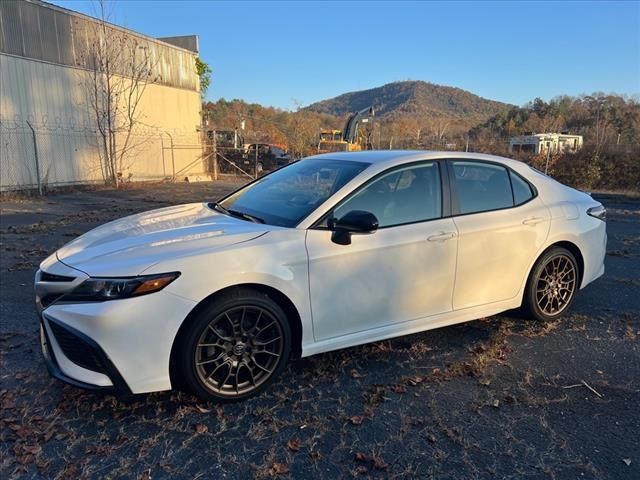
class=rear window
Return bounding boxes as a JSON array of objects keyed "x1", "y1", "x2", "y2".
[{"x1": 452, "y1": 161, "x2": 513, "y2": 214}]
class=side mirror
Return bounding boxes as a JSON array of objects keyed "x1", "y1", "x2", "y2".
[{"x1": 328, "y1": 210, "x2": 379, "y2": 245}]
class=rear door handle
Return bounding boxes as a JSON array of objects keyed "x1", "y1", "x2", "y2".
[
  {"x1": 522, "y1": 216, "x2": 545, "y2": 226},
  {"x1": 427, "y1": 231, "x2": 456, "y2": 242}
]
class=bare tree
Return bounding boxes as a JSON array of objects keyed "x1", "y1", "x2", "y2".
[
  {"x1": 80, "y1": 1, "x2": 158, "y2": 186},
  {"x1": 432, "y1": 118, "x2": 450, "y2": 146}
]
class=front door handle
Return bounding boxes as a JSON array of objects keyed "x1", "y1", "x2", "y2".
[
  {"x1": 522, "y1": 216, "x2": 545, "y2": 226},
  {"x1": 427, "y1": 231, "x2": 456, "y2": 242}
]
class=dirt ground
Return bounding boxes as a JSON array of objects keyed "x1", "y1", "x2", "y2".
[{"x1": 1, "y1": 181, "x2": 638, "y2": 479}]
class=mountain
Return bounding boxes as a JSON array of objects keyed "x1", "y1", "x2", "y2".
[{"x1": 305, "y1": 80, "x2": 512, "y2": 128}]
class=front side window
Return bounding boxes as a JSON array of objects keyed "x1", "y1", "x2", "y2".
[
  {"x1": 452, "y1": 161, "x2": 513, "y2": 214},
  {"x1": 332, "y1": 162, "x2": 442, "y2": 228},
  {"x1": 219, "y1": 159, "x2": 369, "y2": 227}
]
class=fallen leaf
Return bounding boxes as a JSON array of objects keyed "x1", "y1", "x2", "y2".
[
  {"x1": 351, "y1": 370, "x2": 364, "y2": 379},
  {"x1": 373, "y1": 455, "x2": 388, "y2": 470},
  {"x1": 492, "y1": 399, "x2": 500, "y2": 408},
  {"x1": 350, "y1": 415, "x2": 364, "y2": 425},
  {"x1": 355, "y1": 452, "x2": 370, "y2": 462},
  {"x1": 16, "y1": 454, "x2": 34, "y2": 465},
  {"x1": 622, "y1": 458, "x2": 631, "y2": 466},
  {"x1": 22, "y1": 444, "x2": 42, "y2": 455},
  {"x1": 287, "y1": 438, "x2": 301, "y2": 451},
  {"x1": 269, "y1": 462, "x2": 289, "y2": 475},
  {"x1": 194, "y1": 423, "x2": 208, "y2": 434},
  {"x1": 195, "y1": 405, "x2": 211, "y2": 414},
  {"x1": 61, "y1": 463, "x2": 79, "y2": 477},
  {"x1": 391, "y1": 384, "x2": 407, "y2": 394}
]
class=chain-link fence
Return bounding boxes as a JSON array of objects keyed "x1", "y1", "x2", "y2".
[
  {"x1": 0, "y1": 123, "x2": 41, "y2": 192},
  {"x1": 3, "y1": 119, "x2": 637, "y2": 193},
  {"x1": 0, "y1": 120, "x2": 208, "y2": 192}
]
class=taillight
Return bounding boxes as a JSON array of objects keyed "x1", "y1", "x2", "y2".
[{"x1": 587, "y1": 205, "x2": 606, "y2": 221}]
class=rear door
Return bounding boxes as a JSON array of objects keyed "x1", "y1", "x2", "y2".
[{"x1": 448, "y1": 160, "x2": 550, "y2": 310}]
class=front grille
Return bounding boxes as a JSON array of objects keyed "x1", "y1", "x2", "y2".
[
  {"x1": 41, "y1": 294, "x2": 63, "y2": 308},
  {"x1": 40, "y1": 272, "x2": 75, "y2": 282},
  {"x1": 48, "y1": 321, "x2": 106, "y2": 374}
]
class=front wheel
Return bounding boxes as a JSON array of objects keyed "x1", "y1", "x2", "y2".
[
  {"x1": 523, "y1": 247, "x2": 579, "y2": 321},
  {"x1": 176, "y1": 288, "x2": 291, "y2": 402}
]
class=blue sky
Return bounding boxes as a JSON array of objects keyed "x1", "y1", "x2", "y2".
[{"x1": 53, "y1": 1, "x2": 640, "y2": 110}]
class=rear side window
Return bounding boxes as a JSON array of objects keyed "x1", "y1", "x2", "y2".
[
  {"x1": 452, "y1": 161, "x2": 513, "y2": 214},
  {"x1": 510, "y1": 170, "x2": 534, "y2": 205}
]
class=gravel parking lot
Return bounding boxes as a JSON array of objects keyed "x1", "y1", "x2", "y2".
[{"x1": 1, "y1": 182, "x2": 638, "y2": 479}]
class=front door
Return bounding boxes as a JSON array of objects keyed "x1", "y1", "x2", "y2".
[{"x1": 305, "y1": 161, "x2": 458, "y2": 341}]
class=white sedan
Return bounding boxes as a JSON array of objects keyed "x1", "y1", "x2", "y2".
[{"x1": 36, "y1": 151, "x2": 607, "y2": 401}]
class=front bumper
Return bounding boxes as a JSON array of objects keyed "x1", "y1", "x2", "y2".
[
  {"x1": 40, "y1": 316, "x2": 131, "y2": 394},
  {"x1": 36, "y1": 259, "x2": 197, "y2": 394}
]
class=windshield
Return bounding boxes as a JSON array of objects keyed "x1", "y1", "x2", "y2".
[{"x1": 217, "y1": 159, "x2": 369, "y2": 227}]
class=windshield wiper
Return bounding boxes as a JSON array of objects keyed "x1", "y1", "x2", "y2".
[
  {"x1": 228, "y1": 209, "x2": 265, "y2": 224},
  {"x1": 210, "y1": 202, "x2": 230, "y2": 215},
  {"x1": 209, "y1": 202, "x2": 265, "y2": 224}
]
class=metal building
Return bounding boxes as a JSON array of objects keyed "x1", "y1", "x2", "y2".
[
  {"x1": 0, "y1": 0, "x2": 204, "y2": 190},
  {"x1": 509, "y1": 133, "x2": 584, "y2": 155}
]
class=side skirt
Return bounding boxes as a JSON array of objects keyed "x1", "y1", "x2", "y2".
[{"x1": 300, "y1": 297, "x2": 521, "y2": 358}]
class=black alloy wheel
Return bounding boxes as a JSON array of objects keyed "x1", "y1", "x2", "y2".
[
  {"x1": 524, "y1": 247, "x2": 579, "y2": 321},
  {"x1": 177, "y1": 288, "x2": 291, "y2": 402}
]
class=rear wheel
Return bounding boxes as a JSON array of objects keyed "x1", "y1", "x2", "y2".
[
  {"x1": 524, "y1": 247, "x2": 579, "y2": 321},
  {"x1": 177, "y1": 288, "x2": 291, "y2": 402}
]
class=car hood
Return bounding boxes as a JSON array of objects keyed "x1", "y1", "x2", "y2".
[{"x1": 54, "y1": 203, "x2": 270, "y2": 276}]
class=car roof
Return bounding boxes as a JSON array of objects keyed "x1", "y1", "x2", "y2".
[{"x1": 304, "y1": 150, "x2": 526, "y2": 170}]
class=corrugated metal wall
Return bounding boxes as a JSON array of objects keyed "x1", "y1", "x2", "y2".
[
  {"x1": 0, "y1": 0, "x2": 199, "y2": 91},
  {"x1": 0, "y1": 1, "x2": 204, "y2": 190}
]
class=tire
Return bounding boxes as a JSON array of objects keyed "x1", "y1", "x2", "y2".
[
  {"x1": 523, "y1": 247, "x2": 579, "y2": 322},
  {"x1": 176, "y1": 287, "x2": 292, "y2": 402}
]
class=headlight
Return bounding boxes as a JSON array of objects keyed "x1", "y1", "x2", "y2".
[{"x1": 62, "y1": 272, "x2": 180, "y2": 302}]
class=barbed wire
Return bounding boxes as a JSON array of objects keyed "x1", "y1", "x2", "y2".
[{"x1": 0, "y1": 116, "x2": 199, "y2": 140}]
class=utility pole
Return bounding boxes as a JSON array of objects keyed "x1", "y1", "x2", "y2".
[
  {"x1": 545, "y1": 141, "x2": 551, "y2": 175},
  {"x1": 26, "y1": 121, "x2": 42, "y2": 195}
]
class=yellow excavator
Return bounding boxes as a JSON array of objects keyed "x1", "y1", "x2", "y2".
[{"x1": 317, "y1": 106, "x2": 375, "y2": 153}]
